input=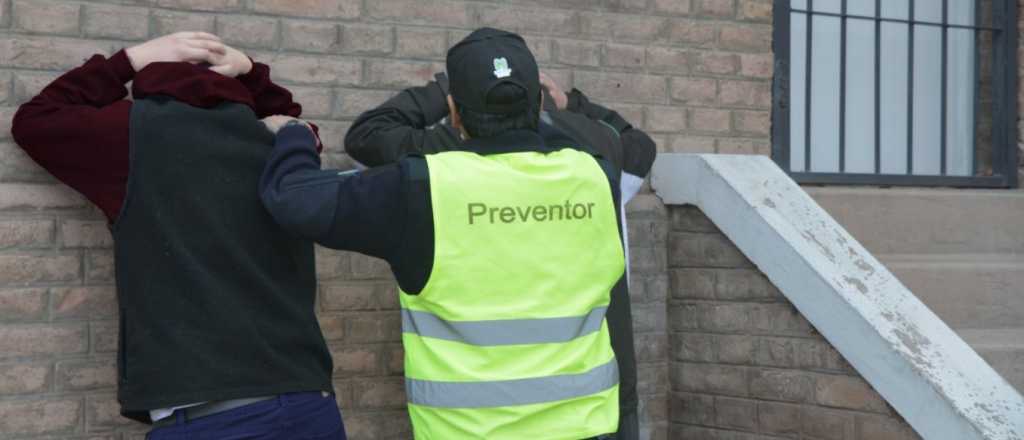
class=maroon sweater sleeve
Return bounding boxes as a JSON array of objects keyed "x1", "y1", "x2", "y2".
[
  {"x1": 11, "y1": 50, "x2": 136, "y2": 221},
  {"x1": 12, "y1": 51, "x2": 319, "y2": 223}
]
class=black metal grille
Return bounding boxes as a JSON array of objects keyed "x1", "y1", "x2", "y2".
[{"x1": 772, "y1": 0, "x2": 1018, "y2": 187}]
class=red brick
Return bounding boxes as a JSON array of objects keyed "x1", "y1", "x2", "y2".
[
  {"x1": 383, "y1": 343, "x2": 404, "y2": 374},
  {"x1": 364, "y1": 59, "x2": 443, "y2": 89},
  {"x1": 340, "y1": 24, "x2": 393, "y2": 55},
  {"x1": 281, "y1": 20, "x2": 340, "y2": 53},
  {"x1": 671, "y1": 77, "x2": 717, "y2": 104},
  {"x1": 646, "y1": 46, "x2": 690, "y2": 74},
  {"x1": 526, "y1": 37, "x2": 553, "y2": 63},
  {"x1": 479, "y1": 6, "x2": 578, "y2": 37},
  {"x1": 749, "y1": 368, "x2": 815, "y2": 403},
  {"x1": 83, "y1": 4, "x2": 149, "y2": 41},
  {"x1": 318, "y1": 313, "x2": 346, "y2": 341},
  {"x1": 604, "y1": 43, "x2": 646, "y2": 68},
  {"x1": 0, "y1": 361, "x2": 51, "y2": 394},
  {"x1": 856, "y1": 413, "x2": 920, "y2": 440},
  {"x1": 264, "y1": 53, "x2": 360, "y2": 86},
  {"x1": 738, "y1": 0, "x2": 773, "y2": 21},
  {"x1": 740, "y1": 52, "x2": 773, "y2": 78},
  {"x1": 330, "y1": 346, "x2": 379, "y2": 377},
  {"x1": 716, "y1": 137, "x2": 770, "y2": 155},
  {"x1": 352, "y1": 377, "x2": 406, "y2": 409},
  {"x1": 313, "y1": 247, "x2": 350, "y2": 278},
  {"x1": 366, "y1": 0, "x2": 471, "y2": 27},
  {"x1": 343, "y1": 410, "x2": 412, "y2": 439},
  {"x1": 53, "y1": 286, "x2": 117, "y2": 320},
  {"x1": 758, "y1": 401, "x2": 801, "y2": 435},
  {"x1": 735, "y1": 110, "x2": 770, "y2": 135},
  {"x1": 217, "y1": 15, "x2": 279, "y2": 50},
  {"x1": 152, "y1": 10, "x2": 216, "y2": 35},
  {"x1": 13, "y1": 71, "x2": 58, "y2": 103},
  {"x1": 556, "y1": 39, "x2": 602, "y2": 67},
  {"x1": 0, "y1": 219, "x2": 53, "y2": 249},
  {"x1": 815, "y1": 374, "x2": 889, "y2": 413},
  {"x1": 58, "y1": 358, "x2": 116, "y2": 392},
  {"x1": 0, "y1": 323, "x2": 87, "y2": 358},
  {"x1": 720, "y1": 23, "x2": 772, "y2": 52},
  {"x1": 0, "y1": 287, "x2": 47, "y2": 320},
  {"x1": 151, "y1": 0, "x2": 242, "y2": 11},
  {"x1": 695, "y1": 0, "x2": 735, "y2": 18},
  {"x1": 322, "y1": 281, "x2": 393, "y2": 311},
  {"x1": 396, "y1": 28, "x2": 448, "y2": 59},
  {"x1": 653, "y1": 0, "x2": 692, "y2": 15},
  {"x1": 0, "y1": 253, "x2": 80, "y2": 285},
  {"x1": 85, "y1": 250, "x2": 114, "y2": 283},
  {"x1": 646, "y1": 106, "x2": 686, "y2": 132},
  {"x1": 715, "y1": 396, "x2": 757, "y2": 430},
  {"x1": 608, "y1": 0, "x2": 651, "y2": 12},
  {"x1": 575, "y1": 71, "x2": 668, "y2": 104},
  {"x1": 251, "y1": 0, "x2": 358, "y2": 18},
  {"x1": 0, "y1": 36, "x2": 110, "y2": 71},
  {"x1": 12, "y1": 0, "x2": 80, "y2": 36},
  {"x1": 694, "y1": 51, "x2": 739, "y2": 75},
  {"x1": 334, "y1": 88, "x2": 397, "y2": 118},
  {"x1": 672, "y1": 362, "x2": 748, "y2": 396},
  {"x1": 60, "y1": 219, "x2": 112, "y2": 248},
  {"x1": 801, "y1": 406, "x2": 856, "y2": 440},
  {"x1": 720, "y1": 79, "x2": 771, "y2": 108},
  {"x1": 670, "y1": 392, "x2": 714, "y2": 425},
  {"x1": 0, "y1": 398, "x2": 81, "y2": 435},
  {"x1": 289, "y1": 86, "x2": 334, "y2": 119},
  {"x1": 87, "y1": 393, "x2": 144, "y2": 429},
  {"x1": 346, "y1": 312, "x2": 402, "y2": 343},
  {"x1": 689, "y1": 108, "x2": 731, "y2": 133},
  {"x1": 580, "y1": 12, "x2": 668, "y2": 43},
  {"x1": 90, "y1": 320, "x2": 118, "y2": 353},
  {"x1": 667, "y1": 19, "x2": 717, "y2": 47}
]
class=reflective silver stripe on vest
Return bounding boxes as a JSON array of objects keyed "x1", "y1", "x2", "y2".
[
  {"x1": 401, "y1": 306, "x2": 608, "y2": 346},
  {"x1": 406, "y1": 358, "x2": 619, "y2": 408}
]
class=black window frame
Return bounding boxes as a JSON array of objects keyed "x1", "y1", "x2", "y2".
[{"x1": 771, "y1": 0, "x2": 1019, "y2": 188}]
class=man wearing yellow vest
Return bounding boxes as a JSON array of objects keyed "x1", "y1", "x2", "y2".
[{"x1": 258, "y1": 28, "x2": 625, "y2": 439}]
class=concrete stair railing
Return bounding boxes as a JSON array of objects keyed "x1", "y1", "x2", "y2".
[{"x1": 652, "y1": 154, "x2": 1024, "y2": 440}]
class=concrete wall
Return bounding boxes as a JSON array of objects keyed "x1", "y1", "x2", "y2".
[{"x1": 667, "y1": 205, "x2": 921, "y2": 440}]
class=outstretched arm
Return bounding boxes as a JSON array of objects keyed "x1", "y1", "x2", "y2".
[{"x1": 260, "y1": 117, "x2": 405, "y2": 259}]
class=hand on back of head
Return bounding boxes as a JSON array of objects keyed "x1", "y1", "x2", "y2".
[{"x1": 125, "y1": 32, "x2": 252, "y2": 77}]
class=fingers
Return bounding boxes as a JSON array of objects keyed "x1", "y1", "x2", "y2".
[
  {"x1": 180, "y1": 31, "x2": 222, "y2": 42},
  {"x1": 178, "y1": 47, "x2": 220, "y2": 64},
  {"x1": 185, "y1": 39, "x2": 227, "y2": 55},
  {"x1": 209, "y1": 63, "x2": 234, "y2": 76}
]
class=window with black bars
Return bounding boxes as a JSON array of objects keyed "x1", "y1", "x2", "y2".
[{"x1": 772, "y1": 0, "x2": 1018, "y2": 187}]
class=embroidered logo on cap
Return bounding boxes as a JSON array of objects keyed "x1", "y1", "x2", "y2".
[{"x1": 493, "y1": 57, "x2": 512, "y2": 78}]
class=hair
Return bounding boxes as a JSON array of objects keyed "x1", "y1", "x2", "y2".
[{"x1": 456, "y1": 83, "x2": 540, "y2": 139}]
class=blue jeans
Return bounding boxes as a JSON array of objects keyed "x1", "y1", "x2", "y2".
[{"x1": 146, "y1": 392, "x2": 346, "y2": 440}]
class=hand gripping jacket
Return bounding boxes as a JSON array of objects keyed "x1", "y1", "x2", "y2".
[{"x1": 401, "y1": 148, "x2": 626, "y2": 439}]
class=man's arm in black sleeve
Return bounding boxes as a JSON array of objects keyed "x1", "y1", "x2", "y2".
[
  {"x1": 260, "y1": 124, "x2": 405, "y2": 259},
  {"x1": 344, "y1": 75, "x2": 461, "y2": 167},
  {"x1": 565, "y1": 89, "x2": 657, "y2": 182}
]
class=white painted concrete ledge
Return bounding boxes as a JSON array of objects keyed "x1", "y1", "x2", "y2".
[{"x1": 652, "y1": 154, "x2": 1024, "y2": 440}]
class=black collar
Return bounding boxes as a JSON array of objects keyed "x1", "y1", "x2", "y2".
[{"x1": 456, "y1": 124, "x2": 590, "y2": 157}]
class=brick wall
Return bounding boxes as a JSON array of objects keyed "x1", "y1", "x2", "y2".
[
  {"x1": 0, "y1": 0, "x2": 778, "y2": 438},
  {"x1": 666, "y1": 205, "x2": 921, "y2": 440}
]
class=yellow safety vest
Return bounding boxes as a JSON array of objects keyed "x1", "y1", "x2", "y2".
[{"x1": 400, "y1": 148, "x2": 625, "y2": 439}]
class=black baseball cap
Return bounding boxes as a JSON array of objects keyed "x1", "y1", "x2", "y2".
[{"x1": 446, "y1": 28, "x2": 541, "y2": 115}]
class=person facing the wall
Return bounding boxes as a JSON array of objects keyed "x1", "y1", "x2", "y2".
[
  {"x1": 259, "y1": 27, "x2": 626, "y2": 439},
  {"x1": 343, "y1": 39, "x2": 657, "y2": 440},
  {"x1": 11, "y1": 32, "x2": 346, "y2": 439}
]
